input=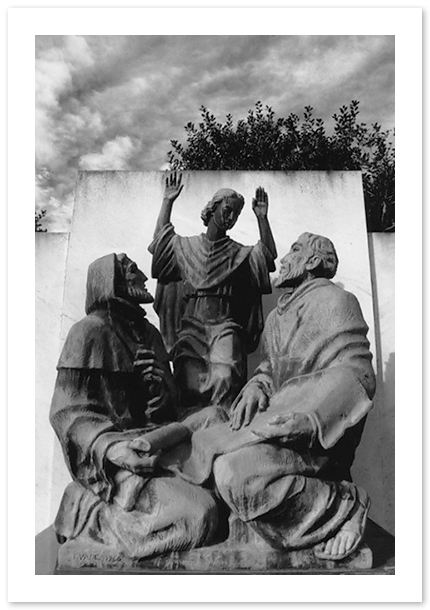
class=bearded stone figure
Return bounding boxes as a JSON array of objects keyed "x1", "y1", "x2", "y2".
[
  {"x1": 162, "y1": 232, "x2": 376, "y2": 564},
  {"x1": 50, "y1": 253, "x2": 219, "y2": 564},
  {"x1": 149, "y1": 172, "x2": 277, "y2": 413}
]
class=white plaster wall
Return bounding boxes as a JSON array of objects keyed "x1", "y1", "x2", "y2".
[
  {"x1": 35, "y1": 233, "x2": 70, "y2": 534},
  {"x1": 36, "y1": 170, "x2": 395, "y2": 535},
  {"x1": 352, "y1": 233, "x2": 395, "y2": 534},
  {"x1": 60, "y1": 170, "x2": 375, "y2": 350}
]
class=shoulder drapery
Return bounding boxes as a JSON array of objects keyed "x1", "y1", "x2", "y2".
[
  {"x1": 57, "y1": 302, "x2": 173, "y2": 385},
  {"x1": 263, "y1": 279, "x2": 375, "y2": 396},
  {"x1": 57, "y1": 311, "x2": 135, "y2": 372},
  {"x1": 149, "y1": 222, "x2": 274, "y2": 290},
  {"x1": 149, "y1": 223, "x2": 252, "y2": 289}
]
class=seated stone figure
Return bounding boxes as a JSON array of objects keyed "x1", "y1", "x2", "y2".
[
  {"x1": 213, "y1": 232, "x2": 376, "y2": 561},
  {"x1": 164, "y1": 233, "x2": 376, "y2": 562},
  {"x1": 50, "y1": 253, "x2": 219, "y2": 561}
]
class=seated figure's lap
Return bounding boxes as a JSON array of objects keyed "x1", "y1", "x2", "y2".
[
  {"x1": 213, "y1": 444, "x2": 314, "y2": 521},
  {"x1": 63, "y1": 476, "x2": 220, "y2": 560}
]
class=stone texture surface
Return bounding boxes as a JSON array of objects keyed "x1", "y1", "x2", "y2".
[
  {"x1": 35, "y1": 171, "x2": 394, "y2": 538},
  {"x1": 35, "y1": 233, "x2": 70, "y2": 534},
  {"x1": 352, "y1": 233, "x2": 395, "y2": 534}
]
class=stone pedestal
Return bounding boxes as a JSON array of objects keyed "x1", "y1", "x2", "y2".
[{"x1": 56, "y1": 515, "x2": 372, "y2": 573}]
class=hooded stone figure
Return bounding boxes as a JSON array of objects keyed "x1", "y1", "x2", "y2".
[{"x1": 50, "y1": 253, "x2": 219, "y2": 562}]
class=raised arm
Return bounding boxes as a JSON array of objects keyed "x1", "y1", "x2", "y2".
[
  {"x1": 252, "y1": 186, "x2": 277, "y2": 260},
  {"x1": 154, "y1": 171, "x2": 184, "y2": 237}
]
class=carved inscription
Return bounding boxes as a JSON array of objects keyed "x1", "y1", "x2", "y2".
[{"x1": 73, "y1": 552, "x2": 125, "y2": 566}]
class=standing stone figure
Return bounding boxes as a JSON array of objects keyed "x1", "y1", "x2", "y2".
[
  {"x1": 149, "y1": 172, "x2": 277, "y2": 412},
  {"x1": 50, "y1": 253, "x2": 219, "y2": 561},
  {"x1": 167, "y1": 233, "x2": 376, "y2": 562}
]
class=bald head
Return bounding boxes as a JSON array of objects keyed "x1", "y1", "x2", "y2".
[
  {"x1": 275, "y1": 232, "x2": 339, "y2": 289},
  {"x1": 298, "y1": 233, "x2": 339, "y2": 278}
]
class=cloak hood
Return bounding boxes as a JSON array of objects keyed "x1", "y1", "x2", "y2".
[
  {"x1": 58, "y1": 253, "x2": 151, "y2": 372},
  {"x1": 85, "y1": 253, "x2": 128, "y2": 315}
]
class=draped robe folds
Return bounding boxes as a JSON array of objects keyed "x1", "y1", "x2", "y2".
[
  {"x1": 161, "y1": 279, "x2": 376, "y2": 552},
  {"x1": 148, "y1": 223, "x2": 275, "y2": 409},
  {"x1": 50, "y1": 254, "x2": 219, "y2": 560}
]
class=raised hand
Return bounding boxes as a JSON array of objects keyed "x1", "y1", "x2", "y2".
[
  {"x1": 154, "y1": 171, "x2": 183, "y2": 235},
  {"x1": 163, "y1": 170, "x2": 183, "y2": 204},
  {"x1": 133, "y1": 348, "x2": 165, "y2": 385},
  {"x1": 229, "y1": 383, "x2": 268, "y2": 430},
  {"x1": 252, "y1": 186, "x2": 269, "y2": 219},
  {"x1": 133, "y1": 348, "x2": 170, "y2": 421}
]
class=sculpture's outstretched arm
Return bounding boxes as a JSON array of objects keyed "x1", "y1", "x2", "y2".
[
  {"x1": 154, "y1": 171, "x2": 183, "y2": 236},
  {"x1": 252, "y1": 186, "x2": 277, "y2": 260}
]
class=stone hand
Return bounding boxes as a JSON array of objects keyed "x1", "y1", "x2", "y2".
[
  {"x1": 133, "y1": 348, "x2": 165, "y2": 389},
  {"x1": 106, "y1": 439, "x2": 160, "y2": 475},
  {"x1": 163, "y1": 170, "x2": 183, "y2": 204},
  {"x1": 252, "y1": 186, "x2": 269, "y2": 218},
  {"x1": 134, "y1": 349, "x2": 171, "y2": 420},
  {"x1": 252, "y1": 412, "x2": 314, "y2": 444},
  {"x1": 229, "y1": 383, "x2": 269, "y2": 430}
]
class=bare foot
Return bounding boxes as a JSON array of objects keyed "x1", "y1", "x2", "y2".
[{"x1": 314, "y1": 487, "x2": 370, "y2": 561}]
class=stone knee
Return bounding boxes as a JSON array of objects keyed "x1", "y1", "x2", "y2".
[
  {"x1": 213, "y1": 450, "x2": 255, "y2": 519},
  {"x1": 180, "y1": 483, "x2": 220, "y2": 547},
  {"x1": 118, "y1": 479, "x2": 220, "y2": 557},
  {"x1": 214, "y1": 445, "x2": 306, "y2": 523}
]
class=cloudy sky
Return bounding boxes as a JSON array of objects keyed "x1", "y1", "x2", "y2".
[{"x1": 36, "y1": 35, "x2": 394, "y2": 231}]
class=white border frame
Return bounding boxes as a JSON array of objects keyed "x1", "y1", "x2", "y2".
[{"x1": 8, "y1": 5, "x2": 422, "y2": 604}]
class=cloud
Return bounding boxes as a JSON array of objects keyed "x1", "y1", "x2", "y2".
[
  {"x1": 80, "y1": 136, "x2": 135, "y2": 170},
  {"x1": 35, "y1": 35, "x2": 395, "y2": 231}
]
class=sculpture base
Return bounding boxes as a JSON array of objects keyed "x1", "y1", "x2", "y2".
[
  {"x1": 57, "y1": 540, "x2": 372, "y2": 573},
  {"x1": 56, "y1": 516, "x2": 373, "y2": 573}
]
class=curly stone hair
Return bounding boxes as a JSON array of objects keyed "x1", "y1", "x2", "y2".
[
  {"x1": 200, "y1": 188, "x2": 245, "y2": 226},
  {"x1": 299, "y1": 232, "x2": 339, "y2": 279}
]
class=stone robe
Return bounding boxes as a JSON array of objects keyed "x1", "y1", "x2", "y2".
[
  {"x1": 162, "y1": 278, "x2": 376, "y2": 552},
  {"x1": 149, "y1": 223, "x2": 275, "y2": 410},
  {"x1": 50, "y1": 254, "x2": 218, "y2": 561}
]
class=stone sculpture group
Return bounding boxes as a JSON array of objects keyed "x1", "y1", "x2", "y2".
[{"x1": 50, "y1": 173, "x2": 376, "y2": 570}]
